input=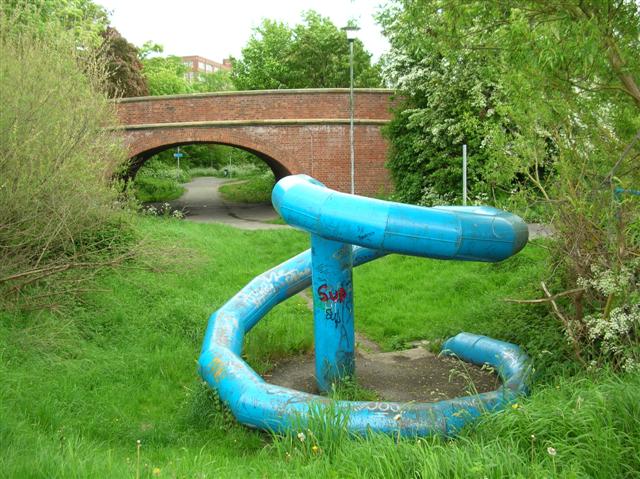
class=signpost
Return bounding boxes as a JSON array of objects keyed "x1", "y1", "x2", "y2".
[{"x1": 173, "y1": 147, "x2": 184, "y2": 170}]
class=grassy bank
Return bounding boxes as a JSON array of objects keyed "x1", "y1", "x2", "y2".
[
  {"x1": 218, "y1": 172, "x2": 275, "y2": 204},
  {"x1": 133, "y1": 176, "x2": 186, "y2": 203},
  {"x1": 1, "y1": 218, "x2": 637, "y2": 477}
]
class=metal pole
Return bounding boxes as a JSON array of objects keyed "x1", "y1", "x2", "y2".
[
  {"x1": 462, "y1": 144, "x2": 467, "y2": 206},
  {"x1": 349, "y1": 39, "x2": 355, "y2": 195},
  {"x1": 177, "y1": 146, "x2": 180, "y2": 170}
]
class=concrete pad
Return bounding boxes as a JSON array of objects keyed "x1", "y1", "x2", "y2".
[{"x1": 264, "y1": 345, "x2": 500, "y2": 402}]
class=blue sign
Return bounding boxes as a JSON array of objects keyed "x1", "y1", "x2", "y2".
[{"x1": 173, "y1": 152, "x2": 184, "y2": 158}]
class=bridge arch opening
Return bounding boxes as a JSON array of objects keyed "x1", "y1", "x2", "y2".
[{"x1": 126, "y1": 140, "x2": 291, "y2": 182}]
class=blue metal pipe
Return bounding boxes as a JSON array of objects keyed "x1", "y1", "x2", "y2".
[
  {"x1": 311, "y1": 235, "x2": 355, "y2": 392},
  {"x1": 198, "y1": 174, "x2": 532, "y2": 436},
  {"x1": 272, "y1": 175, "x2": 528, "y2": 262}
]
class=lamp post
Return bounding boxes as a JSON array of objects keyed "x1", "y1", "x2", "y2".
[{"x1": 342, "y1": 25, "x2": 359, "y2": 194}]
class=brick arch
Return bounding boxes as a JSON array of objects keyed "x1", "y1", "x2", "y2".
[
  {"x1": 125, "y1": 127, "x2": 293, "y2": 180},
  {"x1": 116, "y1": 89, "x2": 395, "y2": 195}
]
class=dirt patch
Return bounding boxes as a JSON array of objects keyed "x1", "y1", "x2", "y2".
[
  {"x1": 266, "y1": 290, "x2": 500, "y2": 402},
  {"x1": 265, "y1": 344, "x2": 500, "y2": 402}
]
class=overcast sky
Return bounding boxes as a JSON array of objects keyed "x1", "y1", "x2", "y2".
[{"x1": 95, "y1": 0, "x2": 391, "y2": 62}]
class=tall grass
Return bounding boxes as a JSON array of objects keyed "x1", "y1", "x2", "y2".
[
  {"x1": 268, "y1": 371, "x2": 640, "y2": 478},
  {"x1": 1, "y1": 219, "x2": 637, "y2": 477}
]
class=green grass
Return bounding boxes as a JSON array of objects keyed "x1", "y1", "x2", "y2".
[
  {"x1": 218, "y1": 174, "x2": 275, "y2": 203},
  {"x1": 353, "y1": 243, "x2": 568, "y2": 369},
  {"x1": 270, "y1": 371, "x2": 640, "y2": 477},
  {"x1": 133, "y1": 176, "x2": 185, "y2": 203},
  {"x1": 189, "y1": 166, "x2": 220, "y2": 178},
  {"x1": 266, "y1": 216, "x2": 287, "y2": 225},
  {"x1": 1, "y1": 218, "x2": 638, "y2": 477}
]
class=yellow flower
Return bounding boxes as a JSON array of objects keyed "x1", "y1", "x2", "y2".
[
  {"x1": 311, "y1": 445, "x2": 320, "y2": 454},
  {"x1": 511, "y1": 403, "x2": 520, "y2": 410},
  {"x1": 152, "y1": 467, "x2": 161, "y2": 476}
]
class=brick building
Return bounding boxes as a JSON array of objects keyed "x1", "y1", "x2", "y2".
[{"x1": 181, "y1": 55, "x2": 232, "y2": 82}]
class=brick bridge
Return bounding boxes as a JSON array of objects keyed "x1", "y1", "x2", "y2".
[{"x1": 115, "y1": 88, "x2": 395, "y2": 195}]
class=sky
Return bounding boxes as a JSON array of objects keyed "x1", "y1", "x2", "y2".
[{"x1": 95, "y1": 0, "x2": 391, "y2": 62}]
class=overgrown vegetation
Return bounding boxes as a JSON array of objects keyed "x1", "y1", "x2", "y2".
[
  {"x1": 131, "y1": 159, "x2": 188, "y2": 203},
  {"x1": 268, "y1": 371, "x2": 639, "y2": 478},
  {"x1": 379, "y1": 0, "x2": 640, "y2": 371},
  {"x1": 2, "y1": 1, "x2": 639, "y2": 476},
  {"x1": 1, "y1": 219, "x2": 637, "y2": 477},
  {"x1": 131, "y1": 148, "x2": 271, "y2": 203},
  {"x1": 0, "y1": 7, "x2": 135, "y2": 309}
]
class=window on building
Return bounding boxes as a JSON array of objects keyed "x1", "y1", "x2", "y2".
[{"x1": 198, "y1": 61, "x2": 206, "y2": 71}]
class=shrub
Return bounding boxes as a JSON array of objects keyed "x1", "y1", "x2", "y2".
[
  {"x1": 0, "y1": 9, "x2": 135, "y2": 308},
  {"x1": 133, "y1": 177, "x2": 185, "y2": 203},
  {"x1": 136, "y1": 158, "x2": 191, "y2": 183}
]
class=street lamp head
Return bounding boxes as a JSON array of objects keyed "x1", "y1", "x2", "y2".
[{"x1": 342, "y1": 25, "x2": 360, "y2": 42}]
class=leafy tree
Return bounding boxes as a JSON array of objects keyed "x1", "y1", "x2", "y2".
[
  {"x1": 232, "y1": 10, "x2": 382, "y2": 89},
  {"x1": 191, "y1": 69, "x2": 234, "y2": 93},
  {"x1": 379, "y1": 0, "x2": 640, "y2": 370},
  {"x1": 1, "y1": 0, "x2": 108, "y2": 48},
  {"x1": 142, "y1": 54, "x2": 191, "y2": 96},
  {"x1": 140, "y1": 42, "x2": 234, "y2": 96},
  {"x1": 101, "y1": 27, "x2": 148, "y2": 98},
  {"x1": 381, "y1": 47, "x2": 513, "y2": 204}
]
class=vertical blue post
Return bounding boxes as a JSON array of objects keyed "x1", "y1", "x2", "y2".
[{"x1": 311, "y1": 234, "x2": 354, "y2": 392}]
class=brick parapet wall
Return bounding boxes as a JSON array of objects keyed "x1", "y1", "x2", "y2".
[
  {"x1": 116, "y1": 89, "x2": 395, "y2": 196},
  {"x1": 116, "y1": 89, "x2": 394, "y2": 125}
]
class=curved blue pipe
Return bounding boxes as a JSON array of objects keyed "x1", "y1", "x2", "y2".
[
  {"x1": 198, "y1": 174, "x2": 531, "y2": 436},
  {"x1": 272, "y1": 175, "x2": 528, "y2": 262}
]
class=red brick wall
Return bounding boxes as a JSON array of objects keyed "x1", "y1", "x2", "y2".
[{"x1": 115, "y1": 89, "x2": 395, "y2": 196}]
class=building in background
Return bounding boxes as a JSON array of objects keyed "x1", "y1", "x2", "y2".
[{"x1": 181, "y1": 55, "x2": 232, "y2": 82}]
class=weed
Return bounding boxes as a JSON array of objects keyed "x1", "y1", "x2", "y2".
[{"x1": 329, "y1": 375, "x2": 380, "y2": 402}]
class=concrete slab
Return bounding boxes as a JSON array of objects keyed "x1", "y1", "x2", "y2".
[{"x1": 264, "y1": 345, "x2": 500, "y2": 402}]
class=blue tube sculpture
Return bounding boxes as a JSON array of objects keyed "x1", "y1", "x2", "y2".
[{"x1": 198, "y1": 175, "x2": 532, "y2": 436}]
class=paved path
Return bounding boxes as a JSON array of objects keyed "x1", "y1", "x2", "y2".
[
  {"x1": 169, "y1": 177, "x2": 287, "y2": 230},
  {"x1": 167, "y1": 176, "x2": 553, "y2": 238}
]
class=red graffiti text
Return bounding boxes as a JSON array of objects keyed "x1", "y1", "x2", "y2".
[{"x1": 317, "y1": 284, "x2": 347, "y2": 303}]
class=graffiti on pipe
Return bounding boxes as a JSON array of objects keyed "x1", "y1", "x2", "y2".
[{"x1": 317, "y1": 284, "x2": 347, "y2": 303}]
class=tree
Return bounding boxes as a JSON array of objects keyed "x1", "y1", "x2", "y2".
[
  {"x1": 101, "y1": 27, "x2": 148, "y2": 98},
  {"x1": 191, "y1": 69, "x2": 234, "y2": 93},
  {"x1": 379, "y1": 0, "x2": 640, "y2": 369},
  {"x1": 142, "y1": 54, "x2": 191, "y2": 96},
  {"x1": 140, "y1": 42, "x2": 234, "y2": 96},
  {"x1": 232, "y1": 10, "x2": 382, "y2": 90},
  {"x1": 1, "y1": 0, "x2": 109, "y2": 48},
  {"x1": 381, "y1": 47, "x2": 513, "y2": 204}
]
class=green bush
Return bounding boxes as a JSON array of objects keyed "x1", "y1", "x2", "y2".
[
  {"x1": 133, "y1": 177, "x2": 185, "y2": 203},
  {"x1": 137, "y1": 158, "x2": 191, "y2": 183},
  {"x1": 0, "y1": 9, "x2": 135, "y2": 308}
]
